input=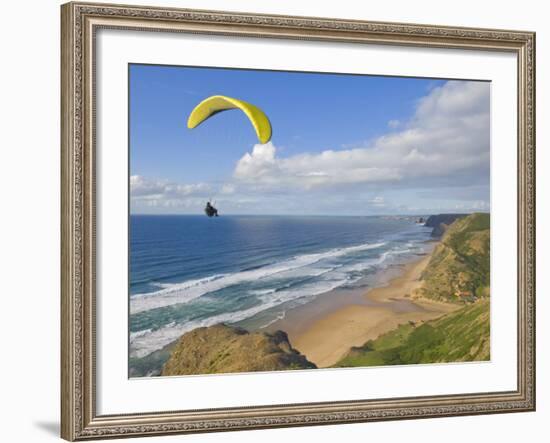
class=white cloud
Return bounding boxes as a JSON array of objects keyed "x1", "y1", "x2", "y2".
[
  {"x1": 234, "y1": 143, "x2": 279, "y2": 182},
  {"x1": 368, "y1": 196, "x2": 386, "y2": 207},
  {"x1": 220, "y1": 183, "x2": 236, "y2": 194},
  {"x1": 387, "y1": 119, "x2": 400, "y2": 129},
  {"x1": 234, "y1": 142, "x2": 402, "y2": 189},
  {"x1": 130, "y1": 175, "x2": 212, "y2": 208},
  {"x1": 130, "y1": 175, "x2": 166, "y2": 197},
  {"x1": 233, "y1": 81, "x2": 490, "y2": 192}
]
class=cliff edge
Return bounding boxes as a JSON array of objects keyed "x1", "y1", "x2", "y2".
[{"x1": 162, "y1": 324, "x2": 317, "y2": 376}]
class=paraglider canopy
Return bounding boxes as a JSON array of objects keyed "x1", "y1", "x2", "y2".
[{"x1": 187, "y1": 95, "x2": 272, "y2": 144}]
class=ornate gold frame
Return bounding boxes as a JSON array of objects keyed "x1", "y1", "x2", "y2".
[{"x1": 61, "y1": 2, "x2": 536, "y2": 440}]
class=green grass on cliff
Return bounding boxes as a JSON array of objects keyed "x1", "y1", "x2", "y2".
[
  {"x1": 335, "y1": 214, "x2": 491, "y2": 368},
  {"x1": 334, "y1": 299, "x2": 490, "y2": 368}
]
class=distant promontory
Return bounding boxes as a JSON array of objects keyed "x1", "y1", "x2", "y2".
[{"x1": 424, "y1": 213, "x2": 467, "y2": 237}]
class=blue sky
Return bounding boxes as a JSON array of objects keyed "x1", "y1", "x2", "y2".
[{"x1": 130, "y1": 64, "x2": 490, "y2": 215}]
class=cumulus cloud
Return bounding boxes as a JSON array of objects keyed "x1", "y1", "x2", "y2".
[
  {"x1": 234, "y1": 143, "x2": 280, "y2": 182},
  {"x1": 233, "y1": 81, "x2": 490, "y2": 193}
]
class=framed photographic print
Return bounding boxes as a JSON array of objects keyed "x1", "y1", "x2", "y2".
[{"x1": 61, "y1": 1, "x2": 536, "y2": 440}]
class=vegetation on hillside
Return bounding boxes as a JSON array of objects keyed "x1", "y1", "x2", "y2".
[
  {"x1": 415, "y1": 213, "x2": 490, "y2": 303},
  {"x1": 162, "y1": 324, "x2": 316, "y2": 376},
  {"x1": 335, "y1": 213, "x2": 491, "y2": 368},
  {"x1": 334, "y1": 299, "x2": 490, "y2": 367}
]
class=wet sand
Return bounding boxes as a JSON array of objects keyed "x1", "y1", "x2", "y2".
[{"x1": 266, "y1": 250, "x2": 458, "y2": 368}]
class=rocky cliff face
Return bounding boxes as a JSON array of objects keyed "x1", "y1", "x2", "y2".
[
  {"x1": 424, "y1": 213, "x2": 467, "y2": 237},
  {"x1": 415, "y1": 213, "x2": 490, "y2": 303},
  {"x1": 162, "y1": 324, "x2": 317, "y2": 376}
]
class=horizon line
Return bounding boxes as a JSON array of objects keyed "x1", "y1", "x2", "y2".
[{"x1": 129, "y1": 211, "x2": 487, "y2": 217}]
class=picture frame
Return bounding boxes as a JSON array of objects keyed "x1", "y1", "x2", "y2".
[{"x1": 61, "y1": 1, "x2": 536, "y2": 440}]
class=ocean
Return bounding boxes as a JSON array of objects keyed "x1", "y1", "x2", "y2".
[{"x1": 129, "y1": 215, "x2": 433, "y2": 361}]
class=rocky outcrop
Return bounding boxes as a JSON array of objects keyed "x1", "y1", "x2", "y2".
[
  {"x1": 415, "y1": 213, "x2": 490, "y2": 303},
  {"x1": 162, "y1": 324, "x2": 317, "y2": 376},
  {"x1": 424, "y1": 213, "x2": 467, "y2": 237}
]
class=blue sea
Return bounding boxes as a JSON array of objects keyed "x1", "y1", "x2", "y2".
[{"x1": 129, "y1": 215, "x2": 433, "y2": 359}]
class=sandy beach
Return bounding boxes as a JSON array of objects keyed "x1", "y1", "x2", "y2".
[{"x1": 267, "y1": 249, "x2": 459, "y2": 368}]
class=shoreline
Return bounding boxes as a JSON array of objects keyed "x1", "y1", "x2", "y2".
[
  {"x1": 265, "y1": 244, "x2": 459, "y2": 368},
  {"x1": 129, "y1": 213, "x2": 490, "y2": 377}
]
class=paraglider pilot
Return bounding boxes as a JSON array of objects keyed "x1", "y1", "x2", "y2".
[{"x1": 205, "y1": 201, "x2": 219, "y2": 217}]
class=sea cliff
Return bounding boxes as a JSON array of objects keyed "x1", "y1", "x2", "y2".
[
  {"x1": 424, "y1": 213, "x2": 467, "y2": 238},
  {"x1": 415, "y1": 213, "x2": 490, "y2": 303}
]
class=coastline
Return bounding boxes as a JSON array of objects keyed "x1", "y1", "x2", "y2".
[
  {"x1": 130, "y1": 213, "x2": 491, "y2": 377},
  {"x1": 265, "y1": 244, "x2": 459, "y2": 368}
]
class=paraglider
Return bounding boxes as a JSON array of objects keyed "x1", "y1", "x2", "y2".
[
  {"x1": 187, "y1": 95, "x2": 272, "y2": 144},
  {"x1": 204, "y1": 201, "x2": 218, "y2": 218},
  {"x1": 188, "y1": 95, "x2": 273, "y2": 217}
]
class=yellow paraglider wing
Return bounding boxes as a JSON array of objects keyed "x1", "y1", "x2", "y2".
[{"x1": 187, "y1": 95, "x2": 272, "y2": 144}]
